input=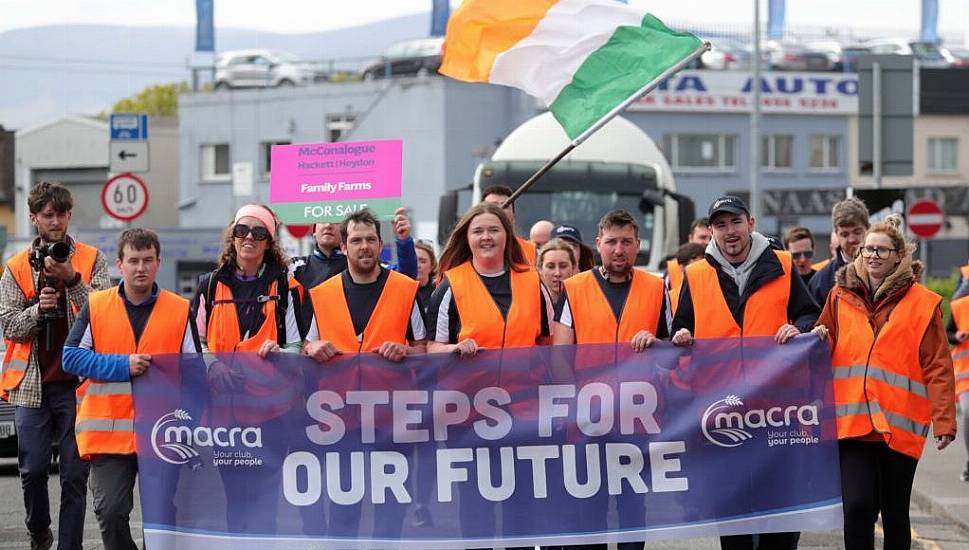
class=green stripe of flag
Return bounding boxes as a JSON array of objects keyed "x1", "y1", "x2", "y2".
[{"x1": 549, "y1": 13, "x2": 702, "y2": 140}]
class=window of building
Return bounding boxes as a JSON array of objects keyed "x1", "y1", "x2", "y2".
[
  {"x1": 326, "y1": 114, "x2": 357, "y2": 142},
  {"x1": 260, "y1": 141, "x2": 291, "y2": 176},
  {"x1": 663, "y1": 134, "x2": 736, "y2": 171},
  {"x1": 761, "y1": 135, "x2": 793, "y2": 170},
  {"x1": 201, "y1": 143, "x2": 230, "y2": 181},
  {"x1": 809, "y1": 135, "x2": 841, "y2": 171},
  {"x1": 927, "y1": 137, "x2": 958, "y2": 173}
]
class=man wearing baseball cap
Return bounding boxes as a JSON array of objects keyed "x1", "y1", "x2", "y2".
[{"x1": 670, "y1": 196, "x2": 819, "y2": 550}]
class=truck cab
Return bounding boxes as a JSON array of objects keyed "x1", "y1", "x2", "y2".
[{"x1": 439, "y1": 112, "x2": 693, "y2": 271}]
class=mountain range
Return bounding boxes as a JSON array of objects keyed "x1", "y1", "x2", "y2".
[{"x1": 0, "y1": 13, "x2": 430, "y2": 131}]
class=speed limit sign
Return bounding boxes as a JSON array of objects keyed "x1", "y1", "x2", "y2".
[{"x1": 101, "y1": 173, "x2": 149, "y2": 222}]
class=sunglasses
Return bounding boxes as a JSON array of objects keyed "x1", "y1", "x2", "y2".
[
  {"x1": 790, "y1": 250, "x2": 814, "y2": 260},
  {"x1": 233, "y1": 223, "x2": 270, "y2": 241}
]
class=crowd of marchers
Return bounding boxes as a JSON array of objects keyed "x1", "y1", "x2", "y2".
[{"x1": 0, "y1": 180, "x2": 966, "y2": 550}]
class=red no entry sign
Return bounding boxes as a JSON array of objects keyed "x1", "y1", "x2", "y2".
[{"x1": 906, "y1": 199, "x2": 944, "y2": 239}]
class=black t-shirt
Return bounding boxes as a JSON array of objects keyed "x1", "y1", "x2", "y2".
[{"x1": 343, "y1": 268, "x2": 389, "y2": 336}]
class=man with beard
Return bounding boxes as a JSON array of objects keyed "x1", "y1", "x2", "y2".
[
  {"x1": 555, "y1": 209, "x2": 668, "y2": 351},
  {"x1": 0, "y1": 182, "x2": 110, "y2": 550},
  {"x1": 552, "y1": 209, "x2": 665, "y2": 550},
  {"x1": 301, "y1": 209, "x2": 426, "y2": 540},
  {"x1": 671, "y1": 196, "x2": 819, "y2": 550},
  {"x1": 303, "y1": 208, "x2": 426, "y2": 361},
  {"x1": 291, "y1": 207, "x2": 418, "y2": 290}
]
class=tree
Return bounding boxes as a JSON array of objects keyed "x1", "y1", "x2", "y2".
[{"x1": 110, "y1": 81, "x2": 190, "y2": 117}]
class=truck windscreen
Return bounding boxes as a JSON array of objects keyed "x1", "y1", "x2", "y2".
[{"x1": 479, "y1": 160, "x2": 659, "y2": 265}]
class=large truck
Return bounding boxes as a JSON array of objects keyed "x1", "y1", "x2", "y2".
[{"x1": 438, "y1": 112, "x2": 694, "y2": 271}]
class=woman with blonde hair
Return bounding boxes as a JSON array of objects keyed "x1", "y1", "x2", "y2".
[
  {"x1": 815, "y1": 214, "x2": 956, "y2": 550},
  {"x1": 538, "y1": 238, "x2": 577, "y2": 306},
  {"x1": 426, "y1": 202, "x2": 553, "y2": 355}
]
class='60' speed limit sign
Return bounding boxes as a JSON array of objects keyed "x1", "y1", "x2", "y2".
[{"x1": 101, "y1": 173, "x2": 149, "y2": 222}]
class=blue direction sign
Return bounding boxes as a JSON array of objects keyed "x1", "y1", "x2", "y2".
[{"x1": 110, "y1": 113, "x2": 148, "y2": 141}]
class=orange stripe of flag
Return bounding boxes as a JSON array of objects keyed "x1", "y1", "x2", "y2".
[{"x1": 441, "y1": 0, "x2": 559, "y2": 82}]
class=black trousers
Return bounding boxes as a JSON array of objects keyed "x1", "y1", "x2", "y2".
[
  {"x1": 839, "y1": 439, "x2": 919, "y2": 550},
  {"x1": 719, "y1": 532, "x2": 800, "y2": 550}
]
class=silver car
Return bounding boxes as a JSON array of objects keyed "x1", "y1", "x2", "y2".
[{"x1": 214, "y1": 49, "x2": 326, "y2": 90}]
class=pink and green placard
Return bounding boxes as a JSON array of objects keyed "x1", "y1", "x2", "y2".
[{"x1": 269, "y1": 139, "x2": 402, "y2": 223}]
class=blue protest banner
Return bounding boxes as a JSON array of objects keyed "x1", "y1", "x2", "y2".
[{"x1": 133, "y1": 336, "x2": 841, "y2": 549}]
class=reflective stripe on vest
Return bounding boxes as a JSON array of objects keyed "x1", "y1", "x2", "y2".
[
  {"x1": 75, "y1": 287, "x2": 188, "y2": 459},
  {"x1": 445, "y1": 262, "x2": 542, "y2": 349},
  {"x1": 2, "y1": 242, "x2": 99, "y2": 396},
  {"x1": 206, "y1": 276, "x2": 299, "y2": 352},
  {"x1": 831, "y1": 283, "x2": 940, "y2": 459},
  {"x1": 685, "y1": 250, "x2": 792, "y2": 339},
  {"x1": 310, "y1": 270, "x2": 418, "y2": 352},
  {"x1": 951, "y1": 296, "x2": 969, "y2": 397},
  {"x1": 517, "y1": 236, "x2": 536, "y2": 268},
  {"x1": 667, "y1": 259, "x2": 684, "y2": 316},
  {"x1": 563, "y1": 269, "x2": 663, "y2": 344}
]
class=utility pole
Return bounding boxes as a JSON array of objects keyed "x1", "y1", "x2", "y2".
[{"x1": 750, "y1": 0, "x2": 762, "y2": 221}]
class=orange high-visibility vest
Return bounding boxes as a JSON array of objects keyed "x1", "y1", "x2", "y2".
[
  {"x1": 685, "y1": 250, "x2": 793, "y2": 339},
  {"x1": 445, "y1": 261, "x2": 542, "y2": 349},
  {"x1": 310, "y1": 271, "x2": 418, "y2": 352},
  {"x1": 205, "y1": 274, "x2": 302, "y2": 425},
  {"x1": 516, "y1": 236, "x2": 536, "y2": 268},
  {"x1": 563, "y1": 269, "x2": 664, "y2": 344},
  {"x1": 831, "y1": 283, "x2": 941, "y2": 459},
  {"x1": 2, "y1": 242, "x2": 99, "y2": 398},
  {"x1": 811, "y1": 258, "x2": 831, "y2": 272},
  {"x1": 666, "y1": 258, "x2": 684, "y2": 315},
  {"x1": 205, "y1": 276, "x2": 299, "y2": 352},
  {"x1": 951, "y1": 296, "x2": 969, "y2": 397},
  {"x1": 74, "y1": 287, "x2": 188, "y2": 459}
]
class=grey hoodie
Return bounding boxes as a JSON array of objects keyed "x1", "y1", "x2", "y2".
[{"x1": 704, "y1": 232, "x2": 771, "y2": 296}]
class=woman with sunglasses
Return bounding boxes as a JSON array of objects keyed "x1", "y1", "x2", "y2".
[
  {"x1": 191, "y1": 203, "x2": 303, "y2": 534},
  {"x1": 814, "y1": 214, "x2": 956, "y2": 550},
  {"x1": 194, "y1": 204, "x2": 302, "y2": 357}
]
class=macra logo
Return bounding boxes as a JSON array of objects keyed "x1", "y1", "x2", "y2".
[
  {"x1": 701, "y1": 395, "x2": 819, "y2": 448},
  {"x1": 150, "y1": 409, "x2": 263, "y2": 465}
]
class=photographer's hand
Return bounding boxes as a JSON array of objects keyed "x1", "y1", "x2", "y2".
[
  {"x1": 44, "y1": 255, "x2": 75, "y2": 282},
  {"x1": 38, "y1": 287, "x2": 59, "y2": 312}
]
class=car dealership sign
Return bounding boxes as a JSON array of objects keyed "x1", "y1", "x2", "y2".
[{"x1": 629, "y1": 71, "x2": 858, "y2": 115}]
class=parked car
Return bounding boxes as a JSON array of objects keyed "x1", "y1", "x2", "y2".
[
  {"x1": 806, "y1": 41, "x2": 871, "y2": 72},
  {"x1": 942, "y1": 46, "x2": 969, "y2": 68},
  {"x1": 214, "y1": 49, "x2": 327, "y2": 90},
  {"x1": 0, "y1": 400, "x2": 15, "y2": 457},
  {"x1": 361, "y1": 37, "x2": 444, "y2": 80},
  {"x1": 864, "y1": 38, "x2": 951, "y2": 68},
  {"x1": 699, "y1": 39, "x2": 752, "y2": 70},
  {"x1": 766, "y1": 40, "x2": 832, "y2": 71}
]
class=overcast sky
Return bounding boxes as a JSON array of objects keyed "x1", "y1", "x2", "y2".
[{"x1": 1, "y1": 0, "x2": 967, "y2": 35}]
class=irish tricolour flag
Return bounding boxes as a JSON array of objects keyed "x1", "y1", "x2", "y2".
[{"x1": 441, "y1": 0, "x2": 703, "y2": 140}]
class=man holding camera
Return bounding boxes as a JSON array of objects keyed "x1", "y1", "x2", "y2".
[{"x1": 0, "y1": 182, "x2": 110, "y2": 550}]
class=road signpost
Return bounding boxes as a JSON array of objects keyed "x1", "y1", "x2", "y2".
[
  {"x1": 906, "y1": 198, "x2": 944, "y2": 280},
  {"x1": 109, "y1": 113, "x2": 149, "y2": 173}
]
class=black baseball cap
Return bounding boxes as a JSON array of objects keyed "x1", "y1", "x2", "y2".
[
  {"x1": 708, "y1": 195, "x2": 750, "y2": 219},
  {"x1": 552, "y1": 224, "x2": 583, "y2": 244}
]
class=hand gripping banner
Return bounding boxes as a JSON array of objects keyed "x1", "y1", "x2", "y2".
[{"x1": 133, "y1": 336, "x2": 842, "y2": 549}]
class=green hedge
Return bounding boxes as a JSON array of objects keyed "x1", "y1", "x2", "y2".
[{"x1": 926, "y1": 271, "x2": 960, "y2": 328}]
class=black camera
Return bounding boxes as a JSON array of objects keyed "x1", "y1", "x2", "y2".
[{"x1": 29, "y1": 241, "x2": 70, "y2": 271}]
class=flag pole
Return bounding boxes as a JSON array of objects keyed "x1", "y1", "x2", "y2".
[{"x1": 502, "y1": 41, "x2": 711, "y2": 208}]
